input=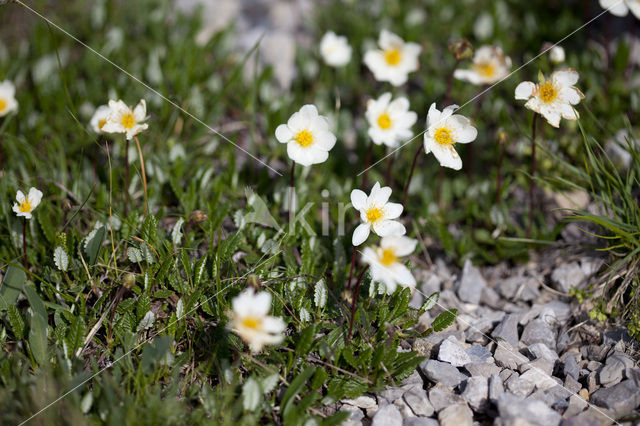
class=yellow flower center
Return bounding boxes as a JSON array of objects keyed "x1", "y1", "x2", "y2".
[
  {"x1": 98, "y1": 119, "x2": 107, "y2": 130},
  {"x1": 384, "y1": 48, "x2": 401, "y2": 66},
  {"x1": 474, "y1": 62, "x2": 495, "y2": 77},
  {"x1": 366, "y1": 207, "x2": 384, "y2": 223},
  {"x1": 19, "y1": 200, "x2": 32, "y2": 213},
  {"x1": 377, "y1": 113, "x2": 392, "y2": 130},
  {"x1": 434, "y1": 127, "x2": 454, "y2": 146},
  {"x1": 295, "y1": 129, "x2": 314, "y2": 147},
  {"x1": 241, "y1": 317, "x2": 262, "y2": 330},
  {"x1": 121, "y1": 113, "x2": 135, "y2": 129},
  {"x1": 538, "y1": 82, "x2": 558, "y2": 103},
  {"x1": 379, "y1": 248, "x2": 397, "y2": 266},
  {"x1": 0, "y1": 98, "x2": 6, "y2": 111}
]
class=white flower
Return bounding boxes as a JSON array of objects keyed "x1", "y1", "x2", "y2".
[
  {"x1": 12, "y1": 187, "x2": 43, "y2": 219},
  {"x1": 363, "y1": 30, "x2": 421, "y2": 86},
  {"x1": 365, "y1": 93, "x2": 417, "y2": 148},
  {"x1": 599, "y1": 0, "x2": 640, "y2": 18},
  {"x1": 549, "y1": 46, "x2": 566, "y2": 64},
  {"x1": 275, "y1": 104, "x2": 337, "y2": 166},
  {"x1": 350, "y1": 182, "x2": 405, "y2": 246},
  {"x1": 90, "y1": 104, "x2": 112, "y2": 134},
  {"x1": 453, "y1": 46, "x2": 511, "y2": 85},
  {"x1": 423, "y1": 103, "x2": 478, "y2": 170},
  {"x1": 231, "y1": 288, "x2": 286, "y2": 353},
  {"x1": 0, "y1": 80, "x2": 18, "y2": 117},
  {"x1": 515, "y1": 69, "x2": 584, "y2": 128},
  {"x1": 319, "y1": 31, "x2": 352, "y2": 67},
  {"x1": 102, "y1": 99, "x2": 149, "y2": 140},
  {"x1": 362, "y1": 235, "x2": 417, "y2": 294}
]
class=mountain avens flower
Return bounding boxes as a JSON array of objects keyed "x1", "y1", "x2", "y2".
[
  {"x1": 90, "y1": 104, "x2": 112, "y2": 134},
  {"x1": 599, "y1": 0, "x2": 640, "y2": 18},
  {"x1": 363, "y1": 30, "x2": 421, "y2": 86},
  {"x1": 453, "y1": 45, "x2": 511, "y2": 85},
  {"x1": 366, "y1": 93, "x2": 417, "y2": 147},
  {"x1": 515, "y1": 69, "x2": 584, "y2": 128},
  {"x1": 549, "y1": 46, "x2": 566, "y2": 64},
  {"x1": 424, "y1": 103, "x2": 478, "y2": 170},
  {"x1": 362, "y1": 235, "x2": 417, "y2": 294},
  {"x1": 231, "y1": 288, "x2": 286, "y2": 353},
  {"x1": 275, "y1": 104, "x2": 337, "y2": 166},
  {"x1": 13, "y1": 187, "x2": 43, "y2": 219},
  {"x1": 320, "y1": 31, "x2": 352, "y2": 67},
  {"x1": 0, "y1": 80, "x2": 18, "y2": 117},
  {"x1": 351, "y1": 182, "x2": 405, "y2": 246},
  {"x1": 102, "y1": 99, "x2": 149, "y2": 140}
]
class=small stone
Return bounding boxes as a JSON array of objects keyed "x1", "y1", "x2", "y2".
[
  {"x1": 578, "y1": 388, "x2": 589, "y2": 401},
  {"x1": 438, "y1": 404, "x2": 473, "y2": 426},
  {"x1": 520, "y1": 319, "x2": 557, "y2": 351},
  {"x1": 591, "y1": 379, "x2": 640, "y2": 417},
  {"x1": 420, "y1": 360, "x2": 468, "y2": 388},
  {"x1": 393, "y1": 398, "x2": 415, "y2": 418},
  {"x1": 544, "y1": 385, "x2": 572, "y2": 407},
  {"x1": 402, "y1": 418, "x2": 439, "y2": 426},
  {"x1": 551, "y1": 262, "x2": 585, "y2": 293},
  {"x1": 528, "y1": 343, "x2": 559, "y2": 362},
  {"x1": 587, "y1": 360, "x2": 602, "y2": 372},
  {"x1": 465, "y1": 311, "x2": 504, "y2": 342},
  {"x1": 492, "y1": 314, "x2": 520, "y2": 349},
  {"x1": 402, "y1": 371, "x2": 423, "y2": 386},
  {"x1": 599, "y1": 358, "x2": 626, "y2": 387},
  {"x1": 506, "y1": 374, "x2": 535, "y2": 397},
  {"x1": 379, "y1": 387, "x2": 405, "y2": 402},
  {"x1": 625, "y1": 367, "x2": 640, "y2": 386},
  {"x1": 488, "y1": 374, "x2": 504, "y2": 404},
  {"x1": 438, "y1": 336, "x2": 471, "y2": 367},
  {"x1": 497, "y1": 393, "x2": 562, "y2": 426},
  {"x1": 587, "y1": 371, "x2": 600, "y2": 394},
  {"x1": 520, "y1": 368, "x2": 558, "y2": 391},
  {"x1": 342, "y1": 396, "x2": 377, "y2": 410},
  {"x1": 461, "y1": 376, "x2": 488, "y2": 411},
  {"x1": 403, "y1": 389, "x2": 434, "y2": 417},
  {"x1": 372, "y1": 404, "x2": 403, "y2": 426},
  {"x1": 563, "y1": 354, "x2": 580, "y2": 380},
  {"x1": 520, "y1": 358, "x2": 554, "y2": 376},
  {"x1": 456, "y1": 259, "x2": 486, "y2": 304},
  {"x1": 466, "y1": 345, "x2": 493, "y2": 364},
  {"x1": 480, "y1": 285, "x2": 502, "y2": 309},
  {"x1": 427, "y1": 387, "x2": 466, "y2": 412},
  {"x1": 494, "y1": 343, "x2": 528, "y2": 370},
  {"x1": 341, "y1": 404, "x2": 365, "y2": 421},
  {"x1": 464, "y1": 362, "x2": 501, "y2": 378},
  {"x1": 603, "y1": 327, "x2": 633, "y2": 347},
  {"x1": 564, "y1": 394, "x2": 588, "y2": 418},
  {"x1": 562, "y1": 407, "x2": 613, "y2": 426},
  {"x1": 582, "y1": 345, "x2": 609, "y2": 363},
  {"x1": 564, "y1": 375, "x2": 582, "y2": 394},
  {"x1": 412, "y1": 330, "x2": 466, "y2": 358}
]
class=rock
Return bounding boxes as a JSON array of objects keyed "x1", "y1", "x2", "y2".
[
  {"x1": 563, "y1": 353, "x2": 580, "y2": 380},
  {"x1": 403, "y1": 389, "x2": 434, "y2": 417},
  {"x1": 465, "y1": 311, "x2": 504, "y2": 342},
  {"x1": 342, "y1": 396, "x2": 377, "y2": 410},
  {"x1": 402, "y1": 418, "x2": 439, "y2": 426},
  {"x1": 461, "y1": 376, "x2": 488, "y2": 411},
  {"x1": 564, "y1": 394, "x2": 588, "y2": 418},
  {"x1": 520, "y1": 368, "x2": 558, "y2": 391},
  {"x1": 379, "y1": 387, "x2": 406, "y2": 402},
  {"x1": 466, "y1": 345, "x2": 493, "y2": 364},
  {"x1": 492, "y1": 314, "x2": 520, "y2": 348},
  {"x1": 599, "y1": 353, "x2": 634, "y2": 387},
  {"x1": 456, "y1": 259, "x2": 486, "y2": 304},
  {"x1": 590, "y1": 379, "x2": 640, "y2": 417},
  {"x1": 464, "y1": 362, "x2": 502, "y2": 378},
  {"x1": 582, "y1": 345, "x2": 609, "y2": 363},
  {"x1": 587, "y1": 360, "x2": 603, "y2": 372},
  {"x1": 520, "y1": 358, "x2": 554, "y2": 376},
  {"x1": 393, "y1": 398, "x2": 416, "y2": 418},
  {"x1": 372, "y1": 404, "x2": 403, "y2": 426},
  {"x1": 551, "y1": 262, "x2": 585, "y2": 293},
  {"x1": 480, "y1": 285, "x2": 503, "y2": 309},
  {"x1": 412, "y1": 330, "x2": 465, "y2": 358},
  {"x1": 497, "y1": 393, "x2": 562, "y2": 426},
  {"x1": 587, "y1": 371, "x2": 600, "y2": 394},
  {"x1": 603, "y1": 327, "x2": 634, "y2": 347},
  {"x1": 528, "y1": 343, "x2": 559, "y2": 362},
  {"x1": 565, "y1": 375, "x2": 582, "y2": 394},
  {"x1": 496, "y1": 275, "x2": 539, "y2": 301},
  {"x1": 488, "y1": 374, "x2": 504, "y2": 404},
  {"x1": 625, "y1": 367, "x2": 640, "y2": 386},
  {"x1": 506, "y1": 374, "x2": 535, "y2": 397},
  {"x1": 562, "y1": 407, "x2": 613, "y2": 426},
  {"x1": 520, "y1": 319, "x2": 557, "y2": 351},
  {"x1": 402, "y1": 371, "x2": 423, "y2": 386},
  {"x1": 438, "y1": 336, "x2": 471, "y2": 367},
  {"x1": 341, "y1": 404, "x2": 365, "y2": 421},
  {"x1": 427, "y1": 387, "x2": 466, "y2": 412},
  {"x1": 420, "y1": 360, "x2": 468, "y2": 388},
  {"x1": 438, "y1": 404, "x2": 473, "y2": 426},
  {"x1": 494, "y1": 344, "x2": 528, "y2": 370}
]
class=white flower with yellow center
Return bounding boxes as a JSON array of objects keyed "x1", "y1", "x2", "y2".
[
  {"x1": 90, "y1": 104, "x2": 112, "y2": 134},
  {"x1": 350, "y1": 182, "x2": 405, "y2": 246},
  {"x1": 0, "y1": 80, "x2": 18, "y2": 117},
  {"x1": 514, "y1": 69, "x2": 584, "y2": 128},
  {"x1": 12, "y1": 187, "x2": 43, "y2": 220},
  {"x1": 599, "y1": 0, "x2": 640, "y2": 18},
  {"x1": 275, "y1": 104, "x2": 337, "y2": 166},
  {"x1": 362, "y1": 235, "x2": 417, "y2": 294},
  {"x1": 453, "y1": 45, "x2": 511, "y2": 85},
  {"x1": 102, "y1": 99, "x2": 149, "y2": 140},
  {"x1": 366, "y1": 93, "x2": 417, "y2": 148},
  {"x1": 231, "y1": 288, "x2": 286, "y2": 353},
  {"x1": 320, "y1": 31, "x2": 352, "y2": 67},
  {"x1": 363, "y1": 30, "x2": 421, "y2": 86},
  {"x1": 424, "y1": 103, "x2": 478, "y2": 170}
]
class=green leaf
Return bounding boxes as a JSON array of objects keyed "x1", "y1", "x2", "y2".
[
  {"x1": 242, "y1": 377, "x2": 261, "y2": 411},
  {"x1": 281, "y1": 366, "x2": 316, "y2": 419},
  {"x1": 7, "y1": 305, "x2": 25, "y2": 340},
  {"x1": 24, "y1": 286, "x2": 47, "y2": 323},
  {"x1": 85, "y1": 226, "x2": 105, "y2": 265},
  {"x1": 0, "y1": 266, "x2": 26, "y2": 312},
  {"x1": 421, "y1": 292, "x2": 439, "y2": 313},
  {"x1": 65, "y1": 315, "x2": 86, "y2": 358},
  {"x1": 314, "y1": 279, "x2": 327, "y2": 309},
  {"x1": 432, "y1": 309, "x2": 458, "y2": 332},
  {"x1": 295, "y1": 324, "x2": 316, "y2": 355}
]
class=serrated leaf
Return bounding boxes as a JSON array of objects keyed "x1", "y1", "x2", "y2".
[
  {"x1": 136, "y1": 294, "x2": 151, "y2": 321},
  {"x1": 128, "y1": 247, "x2": 143, "y2": 263},
  {"x1": 171, "y1": 218, "x2": 184, "y2": 245},
  {"x1": 242, "y1": 377, "x2": 261, "y2": 411},
  {"x1": 65, "y1": 315, "x2": 85, "y2": 358},
  {"x1": 194, "y1": 255, "x2": 207, "y2": 286},
  {"x1": 314, "y1": 279, "x2": 327, "y2": 308},
  {"x1": 153, "y1": 289, "x2": 174, "y2": 299},
  {"x1": 299, "y1": 307, "x2": 311, "y2": 323},
  {"x1": 137, "y1": 310, "x2": 155, "y2": 331},
  {"x1": 140, "y1": 243, "x2": 154, "y2": 264},
  {"x1": 296, "y1": 324, "x2": 316, "y2": 355},
  {"x1": 421, "y1": 292, "x2": 439, "y2": 313},
  {"x1": 261, "y1": 374, "x2": 279, "y2": 394},
  {"x1": 7, "y1": 305, "x2": 25, "y2": 340},
  {"x1": 176, "y1": 299, "x2": 184, "y2": 318},
  {"x1": 432, "y1": 309, "x2": 458, "y2": 332},
  {"x1": 85, "y1": 226, "x2": 105, "y2": 265},
  {"x1": 53, "y1": 246, "x2": 69, "y2": 272}
]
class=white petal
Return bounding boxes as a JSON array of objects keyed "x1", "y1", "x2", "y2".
[
  {"x1": 599, "y1": 0, "x2": 628, "y2": 16},
  {"x1": 28, "y1": 188, "x2": 43, "y2": 208},
  {"x1": 454, "y1": 69, "x2": 484, "y2": 85},
  {"x1": 287, "y1": 143, "x2": 313, "y2": 166},
  {"x1": 275, "y1": 124, "x2": 293, "y2": 143},
  {"x1": 314, "y1": 130, "x2": 336, "y2": 150},
  {"x1": 552, "y1": 69, "x2": 579, "y2": 87},
  {"x1": 253, "y1": 291, "x2": 273, "y2": 317},
  {"x1": 455, "y1": 122, "x2": 478, "y2": 144},
  {"x1": 559, "y1": 103, "x2": 580, "y2": 120},
  {"x1": 383, "y1": 202, "x2": 403, "y2": 220},
  {"x1": 389, "y1": 264, "x2": 416, "y2": 288},
  {"x1": 369, "y1": 184, "x2": 392, "y2": 206},
  {"x1": 372, "y1": 220, "x2": 406, "y2": 237},
  {"x1": 541, "y1": 110, "x2": 561, "y2": 128},
  {"x1": 299, "y1": 104, "x2": 319, "y2": 119},
  {"x1": 133, "y1": 99, "x2": 147, "y2": 121},
  {"x1": 429, "y1": 142, "x2": 463, "y2": 170},
  {"x1": 350, "y1": 189, "x2": 368, "y2": 210},
  {"x1": 287, "y1": 112, "x2": 306, "y2": 132},
  {"x1": 386, "y1": 236, "x2": 418, "y2": 256},
  {"x1": 262, "y1": 316, "x2": 286, "y2": 334},
  {"x1": 559, "y1": 86, "x2": 584, "y2": 105},
  {"x1": 15, "y1": 190, "x2": 25, "y2": 204},
  {"x1": 427, "y1": 103, "x2": 441, "y2": 128},
  {"x1": 352, "y1": 223, "x2": 371, "y2": 246},
  {"x1": 515, "y1": 81, "x2": 535, "y2": 100}
]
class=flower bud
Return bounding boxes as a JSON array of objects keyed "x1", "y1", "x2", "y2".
[{"x1": 448, "y1": 39, "x2": 473, "y2": 61}]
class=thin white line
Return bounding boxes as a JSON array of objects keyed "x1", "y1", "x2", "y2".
[
  {"x1": 357, "y1": 0, "x2": 624, "y2": 177},
  {"x1": 14, "y1": 0, "x2": 282, "y2": 177}
]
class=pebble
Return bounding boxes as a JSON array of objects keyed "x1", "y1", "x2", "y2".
[
  {"x1": 591, "y1": 379, "x2": 640, "y2": 417},
  {"x1": 497, "y1": 393, "x2": 562, "y2": 426},
  {"x1": 402, "y1": 418, "x2": 439, "y2": 426},
  {"x1": 371, "y1": 404, "x2": 403, "y2": 426},
  {"x1": 520, "y1": 319, "x2": 557, "y2": 351},
  {"x1": 456, "y1": 259, "x2": 486, "y2": 304},
  {"x1": 420, "y1": 360, "x2": 468, "y2": 388},
  {"x1": 520, "y1": 358, "x2": 554, "y2": 376},
  {"x1": 492, "y1": 314, "x2": 520, "y2": 348},
  {"x1": 466, "y1": 345, "x2": 493, "y2": 363},
  {"x1": 603, "y1": 327, "x2": 634, "y2": 347},
  {"x1": 427, "y1": 387, "x2": 466, "y2": 412},
  {"x1": 564, "y1": 394, "x2": 588, "y2": 418},
  {"x1": 393, "y1": 398, "x2": 415, "y2": 418},
  {"x1": 461, "y1": 376, "x2": 488, "y2": 411},
  {"x1": 563, "y1": 353, "x2": 580, "y2": 380},
  {"x1": 494, "y1": 344, "x2": 528, "y2": 370},
  {"x1": 438, "y1": 404, "x2": 473, "y2": 426},
  {"x1": 402, "y1": 389, "x2": 434, "y2": 417},
  {"x1": 438, "y1": 336, "x2": 471, "y2": 367},
  {"x1": 464, "y1": 362, "x2": 502, "y2": 378},
  {"x1": 550, "y1": 262, "x2": 585, "y2": 293},
  {"x1": 520, "y1": 368, "x2": 558, "y2": 391},
  {"x1": 599, "y1": 353, "x2": 635, "y2": 387},
  {"x1": 528, "y1": 342, "x2": 559, "y2": 362},
  {"x1": 506, "y1": 374, "x2": 535, "y2": 397},
  {"x1": 342, "y1": 396, "x2": 377, "y2": 410},
  {"x1": 564, "y1": 375, "x2": 582, "y2": 393},
  {"x1": 488, "y1": 373, "x2": 504, "y2": 404}
]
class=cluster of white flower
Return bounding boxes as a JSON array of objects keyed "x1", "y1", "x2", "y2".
[
  {"x1": 90, "y1": 99, "x2": 149, "y2": 140},
  {"x1": 0, "y1": 80, "x2": 18, "y2": 117}
]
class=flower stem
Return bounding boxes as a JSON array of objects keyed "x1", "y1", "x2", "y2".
[
  {"x1": 347, "y1": 245, "x2": 357, "y2": 289},
  {"x1": 402, "y1": 144, "x2": 422, "y2": 206},
  {"x1": 528, "y1": 114, "x2": 538, "y2": 237},
  {"x1": 22, "y1": 218, "x2": 29, "y2": 276},
  {"x1": 134, "y1": 135, "x2": 148, "y2": 216},
  {"x1": 124, "y1": 138, "x2": 130, "y2": 216},
  {"x1": 346, "y1": 265, "x2": 369, "y2": 345},
  {"x1": 289, "y1": 161, "x2": 295, "y2": 224},
  {"x1": 362, "y1": 140, "x2": 373, "y2": 189},
  {"x1": 437, "y1": 167, "x2": 445, "y2": 207},
  {"x1": 497, "y1": 137, "x2": 506, "y2": 207},
  {"x1": 445, "y1": 59, "x2": 461, "y2": 107},
  {"x1": 384, "y1": 147, "x2": 394, "y2": 187}
]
